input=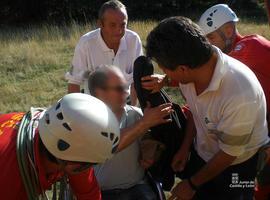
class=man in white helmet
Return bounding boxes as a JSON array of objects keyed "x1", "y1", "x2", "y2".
[
  {"x1": 199, "y1": 4, "x2": 270, "y2": 130},
  {"x1": 199, "y1": 4, "x2": 270, "y2": 199},
  {"x1": 0, "y1": 93, "x2": 121, "y2": 200},
  {"x1": 88, "y1": 65, "x2": 173, "y2": 200}
]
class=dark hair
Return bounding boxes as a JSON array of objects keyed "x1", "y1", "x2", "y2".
[
  {"x1": 98, "y1": 0, "x2": 127, "y2": 20},
  {"x1": 146, "y1": 16, "x2": 213, "y2": 70}
]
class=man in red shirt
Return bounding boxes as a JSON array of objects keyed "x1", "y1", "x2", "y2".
[
  {"x1": 0, "y1": 92, "x2": 172, "y2": 200},
  {"x1": 0, "y1": 93, "x2": 121, "y2": 200},
  {"x1": 199, "y1": 4, "x2": 270, "y2": 199},
  {"x1": 199, "y1": 4, "x2": 270, "y2": 128}
]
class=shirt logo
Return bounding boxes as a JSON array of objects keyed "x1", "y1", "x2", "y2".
[
  {"x1": 234, "y1": 44, "x2": 243, "y2": 52},
  {"x1": 204, "y1": 117, "x2": 210, "y2": 124}
]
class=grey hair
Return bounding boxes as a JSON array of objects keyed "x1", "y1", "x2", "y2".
[
  {"x1": 98, "y1": 0, "x2": 127, "y2": 20},
  {"x1": 88, "y1": 65, "x2": 123, "y2": 96}
]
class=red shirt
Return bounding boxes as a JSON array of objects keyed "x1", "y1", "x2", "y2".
[
  {"x1": 229, "y1": 34, "x2": 270, "y2": 115},
  {"x1": 0, "y1": 112, "x2": 101, "y2": 200}
]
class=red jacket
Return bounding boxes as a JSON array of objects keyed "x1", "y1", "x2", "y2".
[
  {"x1": 229, "y1": 33, "x2": 270, "y2": 116},
  {"x1": 0, "y1": 112, "x2": 101, "y2": 200}
]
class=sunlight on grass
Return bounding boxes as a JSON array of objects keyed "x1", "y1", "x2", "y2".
[{"x1": 0, "y1": 20, "x2": 269, "y2": 113}]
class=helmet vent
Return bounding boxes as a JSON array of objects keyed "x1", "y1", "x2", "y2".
[
  {"x1": 55, "y1": 103, "x2": 61, "y2": 110},
  {"x1": 45, "y1": 113, "x2": 50, "y2": 124},
  {"x1": 57, "y1": 112, "x2": 64, "y2": 120},
  {"x1": 110, "y1": 133, "x2": 114, "y2": 141},
  {"x1": 62, "y1": 123, "x2": 72, "y2": 131},
  {"x1": 113, "y1": 136, "x2": 119, "y2": 145},
  {"x1": 57, "y1": 139, "x2": 70, "y2": 151},
  {"x1": 101, "y1": 132, "x2": 108, "y2": 137},
  {"x1": 111, "y1": 145, "x2": 118, "y2": 154}
]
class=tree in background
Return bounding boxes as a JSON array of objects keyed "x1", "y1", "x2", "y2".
[
  {"x1": 0, "y1": 0, "x2": 266, "y2": 25},
  {"x1": 265, "y1": 0, "x2": 270, "y2": 26}
]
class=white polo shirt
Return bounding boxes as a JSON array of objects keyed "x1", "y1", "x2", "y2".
[
  {"x1": 179, "y1": 47, "x2": 269, "y2": 165},
  {"x1": 65, "y1": 28, "x2": 143, "y2": 93}
]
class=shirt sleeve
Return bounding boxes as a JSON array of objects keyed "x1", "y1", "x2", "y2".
[
  {"x1": 216, "y1": 100, "x2": 259, "y2": 157},
  {"x1": 135, "y1": 36, "x2": 143, "y2": 57},
  {"x1": 68, "y1": 168, "x2": 101, "y2": 200},
  {"x1": 65, "y1": 40, "x2": 89, "y2": 85}
]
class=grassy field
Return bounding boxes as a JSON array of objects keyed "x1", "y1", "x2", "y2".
[{"x1": 0, "y1": 19, "x2": 269, "y2": 113}]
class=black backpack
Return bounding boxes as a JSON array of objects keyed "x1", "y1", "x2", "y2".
[{"x1": 133, "y1": 56, "x2": 186, "y2": 191}]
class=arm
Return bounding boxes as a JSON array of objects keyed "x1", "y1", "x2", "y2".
[
  {"x1": 66, "y1": 39, "x2": 88, "y2": 93},
  {"x1": 116, "y1": 103, "x2": 173, "y2": 152},
  {"x1": 171, "y1": 108, "x2": 196, "y2": 172},
  {"x1": 170, "y1": 98, "x2": 261, "y2": 199},
  {"x1": 130, "y1": 83, "x2": 138, "y2": 106},
  {"x1": 170, "y1": 150, "x2": 236, "y2": 200},
  {"x1": 191, "y1": 150, "x2": 236, "y2": 186},
  {"x1": 141, "y1": 74, "x2": 178, "y2": 93}
]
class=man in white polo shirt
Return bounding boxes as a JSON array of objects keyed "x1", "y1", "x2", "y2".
[
  {"x1": 142, "y1": 16, "x2": 269, "y2": 200},
  {"x1": 65, "y1": 0, "x2": 142, "y2": 105}
]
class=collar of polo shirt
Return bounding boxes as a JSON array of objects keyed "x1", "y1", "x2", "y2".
[
  {"x1": 199, "y1": 47, "x2": 228, "y2": 96},
  {"x1": 97, "y1": 28, "x2": 127, "y2": 53}
]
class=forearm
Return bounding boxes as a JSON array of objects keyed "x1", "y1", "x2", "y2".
[
  {"x1": 191, "y1": 150, "x2": 237, "y2": 187},
  {"x1": 179, "y1": 111, "x2": 196, "y2": 151},
  {"x1": 117, "y1": 119, "x2": 148, "y2": 152},
  {"x1": 130, "y1": 83, "x2": 138, "y2": 106}
]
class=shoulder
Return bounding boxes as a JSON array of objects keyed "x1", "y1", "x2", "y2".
[
  {"x1": 222, "y1": 54, "x2": 263, "y2": 100},
  {"x1": 76, "y1": 29, "x2": 100, "y2": 48},
  {"x1": 125, "y1": 105, "x2": 143, "y2": 119},
  {"x1": 124, "y1": 29, "x2": 141, "y2": 42},
  {"x1": 232, "y1": 34, "x2": 270, "y2": 52}
]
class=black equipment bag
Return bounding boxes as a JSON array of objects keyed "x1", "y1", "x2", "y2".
[{"x1": 133, "y1": 56, "x2": 187, "y2": 191}]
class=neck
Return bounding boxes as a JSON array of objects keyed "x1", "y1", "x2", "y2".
[
  {"x1": 192, "y1": 52, "x2": 218, "y2": 95},
  {"x1": 112, "y1": 107, "x2": 125, "y2": 121},
  {"x1": 101, "y1": 31, "x2": 120, "y2": 54}
]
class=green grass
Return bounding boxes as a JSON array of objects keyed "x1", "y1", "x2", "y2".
[{"x1": 0, "y1": 20, "x2": 269, "y2": 113}]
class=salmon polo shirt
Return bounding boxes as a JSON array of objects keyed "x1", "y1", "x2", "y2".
[{"x1": 0, "y1": 112, "x2": 101, "y2": 200}]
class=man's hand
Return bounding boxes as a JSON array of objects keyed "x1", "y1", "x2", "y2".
[
  {"x1": 168, "y1": 180, "x2": 196, "y2": 200},
  {"x1": 171, "y1": 146, "x2": 190, "y2": 172},
  {"x1": 141, "y1": 74, "x2": 167, "y2": 93},
  {"x1": 117, "y1": 102, "x2": 173, "y2": 152},
  {"x1": 142, "y1": 102, "x2": 173, "y2": 128}
]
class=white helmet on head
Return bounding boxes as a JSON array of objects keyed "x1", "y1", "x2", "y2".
[
  {"x1": 39, "y1": 93, "x2": 120, "y2": 163},
  {"x1": 199, "y1": 4, "x2": 239, "y2": 35}
]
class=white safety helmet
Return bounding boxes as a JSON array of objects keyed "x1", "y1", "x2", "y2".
[
  {"x1": 39, "y1": 93, "x2": 120, "y2": 163},
  {"x1": 199, "y1": 4, "x2": 239, "y2": 35}
]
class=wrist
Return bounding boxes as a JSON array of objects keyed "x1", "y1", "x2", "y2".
[{"x1": 138, "y1": 118, "x2": 150, "y2": 133}]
